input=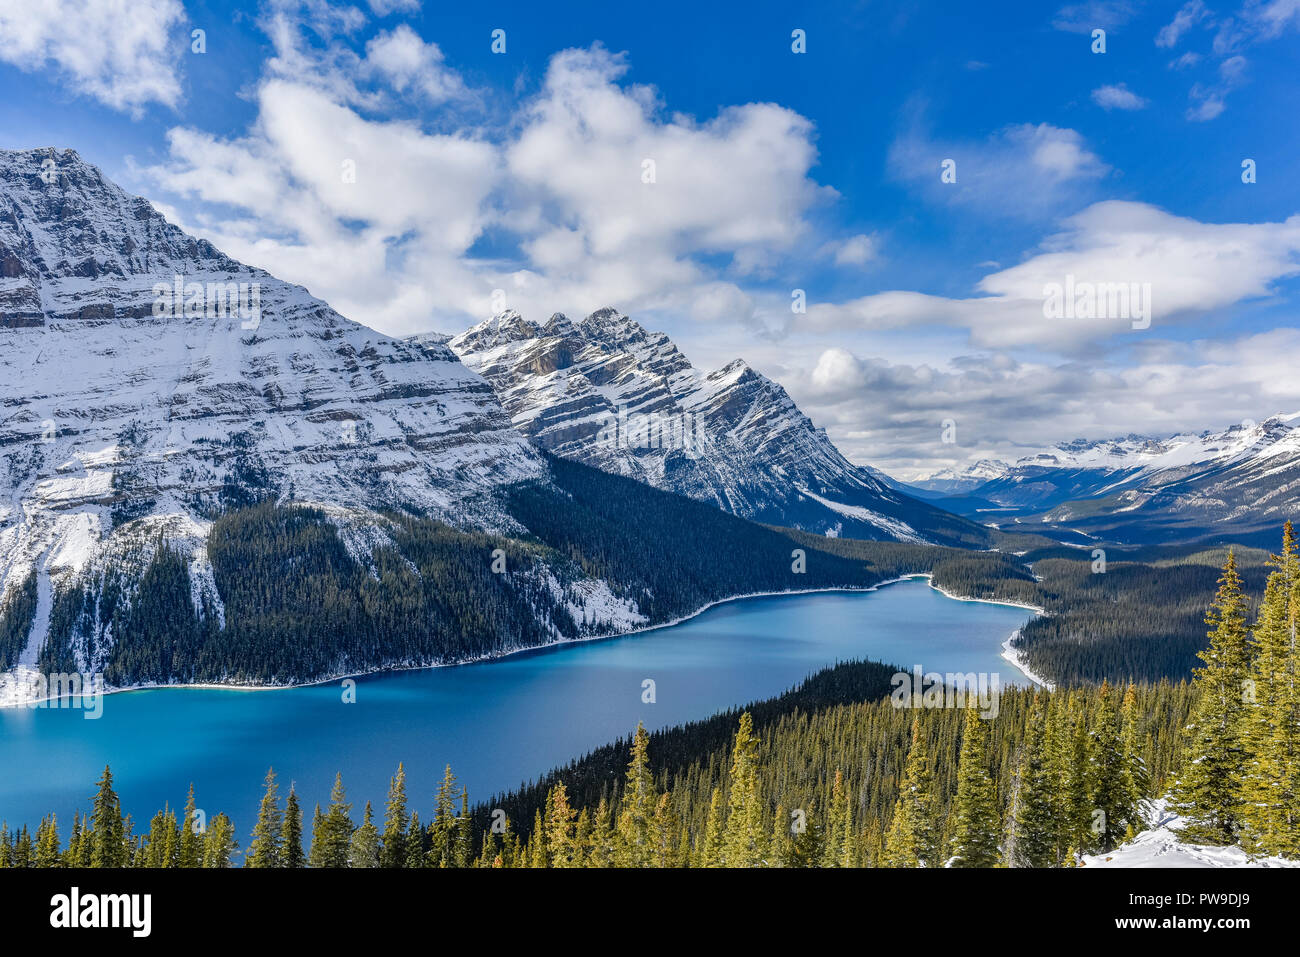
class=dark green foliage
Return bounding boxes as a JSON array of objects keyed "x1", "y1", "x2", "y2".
[{"x1": 0, "y1": 571, "x2": 38, "y2": 671}]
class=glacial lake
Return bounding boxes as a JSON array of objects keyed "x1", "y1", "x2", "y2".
[{"x1": 0, "y1": 577, "x2": 1035, "y2": 843}]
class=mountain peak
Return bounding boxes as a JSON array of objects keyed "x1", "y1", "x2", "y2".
[{"x1": 450, "y1": 308, "x2": 985, "y2": 547}]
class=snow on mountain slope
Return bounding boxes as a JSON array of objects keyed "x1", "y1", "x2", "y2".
[
  {"x1": 0, "y1": 147, "x2": 548, "y2": 686},
  {"x1": 911, "y1": 414, "x2": 1300, "y2": 539},
  {"x1": 449, "y1": 308, "x2": 989, "y2": 547}
]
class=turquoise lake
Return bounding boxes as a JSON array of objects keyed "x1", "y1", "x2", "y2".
[{"x1": 0, "y1": 577, "x2": 1035, "y2": 843}]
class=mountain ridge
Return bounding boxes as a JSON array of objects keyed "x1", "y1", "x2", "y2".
[{"x1": 449, "y1": 307, "x2": 989, "y2": 548}]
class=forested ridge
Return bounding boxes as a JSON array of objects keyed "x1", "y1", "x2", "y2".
[
  {"x1": 2, "y1": 452, "x2": 1286, "y2": 690},
  {"x1": 7, "y1": 525, "x2": 1299, "y2": 868}
]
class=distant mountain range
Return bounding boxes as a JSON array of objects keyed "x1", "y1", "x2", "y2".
[
  {"x1": 903, "y1": 415, "x2": 1300, "y2": 545},
  {"x1": 448, "y1": 308, "x2": 989, "y2": 548}
]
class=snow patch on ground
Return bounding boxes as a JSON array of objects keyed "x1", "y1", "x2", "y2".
[{"x1": 1082, "y1": 799, "x2": 1300, "y2": 868}]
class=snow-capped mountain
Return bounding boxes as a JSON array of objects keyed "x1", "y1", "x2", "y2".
[
  {"x1": 449, "y1": 308, "x2": 988, "y2": 547},
  {"x1": 911, "y1": 414, "x2": 1300, "y2": 543},
  {"x1": 0, "y1": 147, "x2": 553, "y2": 690}
]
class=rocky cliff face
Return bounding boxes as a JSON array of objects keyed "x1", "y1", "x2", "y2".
[
  {"x1": 0, "y1": 148, "x2": 548, "y2": 692},
  {"x1": 450, "y1": 308, "x2": 988, "y2": 547}
]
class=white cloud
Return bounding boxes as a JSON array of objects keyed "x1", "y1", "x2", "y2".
[
  {"x1": 1187, "y1": 55, "x2": 1249, "y2": 121},
  {"x1": 748, "y1": 327, "x2": 1300, "y2": 478},
  {"x1": 1156, "y1": 1, "x2": 1211, "y2": 48},
  {"x1": 801, "y1": 201, "x2": 1300, "y2": 350},
  {"x1": 364, "y1": 25, "x2": 468, "y2": 104},
  {"x1": 367, "y1": 0, "x2": 420, "y2": 14},
  {"x1": 889, "y1": 121, "x2": 1109, "y2": 219},
  {"x1": 831, "y1": 233, "x2": 880, "y2": 266},
  {"x1": 0, "y1": 0, "x2": 186, "y2": 113},
  {"x1": 1091, "y1": 83, "x2": 1150, "y2": 110},
  {"x1": 141, "y1": 20, "x2": 832, "y2": 335}
]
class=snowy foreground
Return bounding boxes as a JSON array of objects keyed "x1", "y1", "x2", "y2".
[{"x1": 1081, "y1": 799, "x2": 1299, "y2": 868}]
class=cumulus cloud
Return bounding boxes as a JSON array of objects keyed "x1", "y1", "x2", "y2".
[
  {"x1": 141, "y1": 11, "x2": 833, "y2": 335},
  {"x1": 0, "y1": 0, "x2": 186, "y2": 113},
  {"x1": 363, "y1": 25, "x2": 469, "y2": 104},
  {"x1": 801, "y1": 201, "x2": 1300, "y2": 350},
  {"x1": 1091, "y1": 83, "x2": 1149, "y2": 110},
  {"x1": 889, "y1": 121, "x2": 1109, "y2": 219},
  {"x1": 766, "y1": 327, "x2": 1300, "y2": 479},
  {"x1": 829, "y1": 233, "x2": 880, "y2": 267}
]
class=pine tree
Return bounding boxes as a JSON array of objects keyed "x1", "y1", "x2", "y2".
[
  {"x1": 721, "y1": 712, "x2": 766, "y2": 867},
  {"x1": 314, "y1": 773, "x2": 354, "y2": 867},
  {"x1": 281, "y1": 785, "x2": 305, "y2": 868},
  {"x1": 616, "y1": 723, "x2": 655, "y2": 867},
  {"x1": 1170, "y1": 551, "x2": 1251, "y2": 844},
  {"x1": 247, "y1": 768, "x2": 282, "y2": 868},
  {"x1": 308, "y1": 803, "x2": 326, "y2": 868},
  {"x1": 821, "y1": 770, "x2": 854, "y2": 868},
  {"x1": 202, "y1": 813, "x2": 237, "y2": 867},
  {"x1": 34, "y1": 815, "x2": 61, "y2": 868},
  {"x1": 1012, "y1": 693, "x2": 1059, "y2": 867},
  {"x1": 883, "y1": 719, "x2": 937, "y2": 867},
  {"x1": 588, "y1": 797, "x2": 614, "y2": 867},
  {"x1": 544, "y1": 783, "x2": 577, "y2": 866},
  {"x1": 1239, "y1": 524, "x2": 1300, "y2": 856},
  {"x1": 699, "y1": 787, "x2": 725, "y2": 867},
  {"x1": 1088, "y1": 681, "x2": 1137, "y2": 853},
  {"x1": 177, "y1": 784, "x2": 201, "y2": 868},
  {"x1": 404, "y1": 811, "x2": 424, "y2": 868},
  {"x1": 350, "y1": 802, "x2": 380, "y2": 868},
  {"x1": 1044, "y1": 694, "x2": 1072, "y2": 865},
  {"x1": 89, "y1": 766, "x2": 126, "y2": 868},
  {"x1": 950, "y1": 704, "x2": 1001, "y2": 867},
  {"x1": 1120, "y1": 683, "x2": 1151, "y2": 819},
  {"x1": 427, "y1": 765, "x2": 458, "y2": 867},
  {"x1": 379, "y1": 764, "x2": 408, "y2": 868},
  {"x1": 1063, "y1": 692, "x2": 1093, "y2": 858}
]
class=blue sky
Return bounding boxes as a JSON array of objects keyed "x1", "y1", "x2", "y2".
[{"x1": 2, "y1": 0, "x2": 1299, "y2": 477}]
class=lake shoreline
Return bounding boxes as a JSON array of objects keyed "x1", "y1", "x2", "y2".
[{"x1": 1, "y1": 573, "x2": 1044, "y2": 707}]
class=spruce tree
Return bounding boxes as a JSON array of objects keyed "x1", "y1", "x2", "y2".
[
  {"x1": 950, "y1": 704, "x2": 1001, "y2": 867},
  {"x1": 247, "y1": 768, "x2": 283, "y2": 868},
  {"x1": 700, "y1": 787, "x2": 725, "y2": 867},
  {"x1": 316, "y1": 773, "x2": 354, "y2": 867},
  {"x1": 177, "y1": 784, "x2": 202, "y2": 868},
  {"x1": 34, "y1": 815, "x2": 61, "y2": 868},
  {"x1": 883, "y1": 719, "x2": 937, "y2": 867},
  {"x1": 1170, "y1": 551, "x2": 1251, "y2": 844},
  {"x1": 380, "y1": 763, "x2": 408, "y2": 868},
  {"x1": 202, "y1": 813, "x2": 237, "y2": 867},
  {"x1": 721, "y1": 711, "x2": 766, "y2": 867},
  {"x1": 616, "y1": 723, "x2": 655, "y2": 867},
  {"x1": 350, "y1": 802, "x2": 380, "y2": 868},
  {"x1": 1012, "y1": 693, "x2": 1059, "y2": 867},
  {"x1": 89, "y1": 766, "x2": 126, "y2": 868},
  {"x1": 1088, "y1": 681, "x2": 1137, "y2": 852},
  {"x1": 1239, "y1": 524, "x2": 1300, "y2": 856},
  {"x1": 281, "y1": 786, "x2": 305, "y2": 868},
  {"x1": 544, "y1": 783, "x2": 577, "y2": 867},
  {"x1": 427, "y1": 765, "x2": 458, "y2": 867}
]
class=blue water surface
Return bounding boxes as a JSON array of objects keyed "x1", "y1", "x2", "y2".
[{"x1": 0, "y1": 577, "x2": 1034, "y2": 841}]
